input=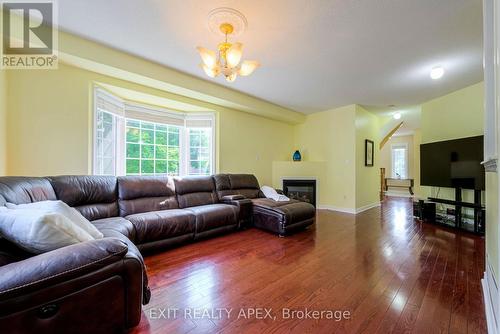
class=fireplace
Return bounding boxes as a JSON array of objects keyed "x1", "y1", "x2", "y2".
[{"x1": 282, "y1": 179, "x2": 317, "y2": 207}]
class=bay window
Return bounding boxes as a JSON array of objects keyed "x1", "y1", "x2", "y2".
[{"x1": 93, "y1": 87, "x2": 215, "y2": 176}]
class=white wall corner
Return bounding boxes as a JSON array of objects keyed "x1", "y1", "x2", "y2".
[{"x1": 482, "y1": 256, "x2": 499, "y2": 334}]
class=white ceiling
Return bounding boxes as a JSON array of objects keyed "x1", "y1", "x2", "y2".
[{"x1": 56, "y1": 0, "x2": 483, "y2": 114}]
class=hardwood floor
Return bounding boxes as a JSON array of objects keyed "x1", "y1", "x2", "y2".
[{"x1": 131, "y1": 197, "x2": 486, "y2": 334}]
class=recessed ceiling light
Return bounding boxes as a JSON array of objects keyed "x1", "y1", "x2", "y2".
[
  {"x1": 393, "y1": 112, "x2": 401, "y2": 120},
  {"x1": 430, "y1": 66, "x2": 444, "y2": 80}
]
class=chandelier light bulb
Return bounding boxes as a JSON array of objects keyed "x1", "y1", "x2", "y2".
[
  {"x1": 226, "y1": 42, "x2": 243, "y2": 68},
  {"x1": 393, "y1": 112, "x2": 402, "y2": 120},
  {"x1": 238, "y1": 60, "x2": 260, "y2": 76},
  {"x1": 196, "y1": 47, "x2": 217, "y2": 69}
]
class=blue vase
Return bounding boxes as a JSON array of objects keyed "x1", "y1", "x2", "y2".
[{"x1": 293, "y1": 150, "x2": 301, "y2": 161}]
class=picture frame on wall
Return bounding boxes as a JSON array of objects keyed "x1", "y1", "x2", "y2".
[{"x1": 365, "y1": 139, "x2": 374, "y2": 166}]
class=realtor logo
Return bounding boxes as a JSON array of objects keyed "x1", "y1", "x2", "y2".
[{"x1": 1, "y1": 1, "x2": 58, "y2": 69}]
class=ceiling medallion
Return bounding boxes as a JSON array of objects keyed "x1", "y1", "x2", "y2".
[{"x1": 197, "y1": 8, "x2": 260, "y2": 82}]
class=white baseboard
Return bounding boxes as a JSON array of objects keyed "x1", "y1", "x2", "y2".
[
  {"x1": 317, "y1": 202, "x2": 381, "y2": 215},
  {"x1": 482, "y1": 258, "x2": 499, "y2": 334},
  {"x1": 317, "y1": 205, "x2": 356, "y2": 214},
  {"x1": 355, "y1": 202, "x2": 381, "y2": 214},
  {"x1": 385, "y1": 191, "x2": 414, "y2": 198}
]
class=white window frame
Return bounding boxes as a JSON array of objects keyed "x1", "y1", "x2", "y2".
[
  {"x1": 391, "y1": 143, "x2": 408, "y2": 179},
  {"x1": 92, "y1": 87, "x2": 216, "y2": 176}
]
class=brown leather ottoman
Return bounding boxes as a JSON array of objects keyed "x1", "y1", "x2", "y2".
[{"x1": 251, "y1": 198, "x2": 316, "y2": 236}]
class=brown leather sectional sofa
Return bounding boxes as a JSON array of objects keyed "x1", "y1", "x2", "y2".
[{"x1": 0, "y1": 174, "x2": 315, "y2": 333}]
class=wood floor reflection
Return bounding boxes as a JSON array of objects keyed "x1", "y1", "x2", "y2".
[{"x1": 132, "y1": 197, "x2": 486, "y2": 334}]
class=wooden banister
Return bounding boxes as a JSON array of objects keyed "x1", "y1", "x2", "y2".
[{"x1": 379, "y1": 121, "x2": 403, "y2": 149}]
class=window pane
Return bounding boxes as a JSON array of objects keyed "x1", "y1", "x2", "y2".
[
  {"x1": 141, "y1": 145, "x2": 154, "y2": 159},
  {"x1": 392, "y1": 147, "x2": 407, "y2": 178},
  {"x1": 103, "y1": 121, "x2": 113, "y2": 140},
  {"x1": 190, "y1": 134, "x2": 201, "y2": 147},
  {"x1": 127, "y1": 120, "x2": 140, "y2": 128},
  {"x1": 201, "y1": 132, "x2": 209, "y2": 147},
  {"x1": 126, "y1": 143, "x2": 140, "y2": 158},
  {"x1": 190, "y1": 148, "x2": 199, "y2": 160},
  {"x1": 103, "y1": 112, "x2": 113, "y2": 123},
  {"x1": 155, "y1": 131, "x2": 168, "y2": 145},
  {"x1": 168, "y1": 147, "x2": 179, "y2": 161},
  {"x1": 103, "y1": 158, "x2": 114, "y2": 175},
  {"x1": 126, "y1": 159, "x2": 140, "y2": 174},
  {"x1": 168, "y1": 161, "x2": 179, "y2": 175},
  {"x1": 156, "y1": 124, "x2": 168, "y2": 132},
  {"x1": 190, "y1": 161, "x2": 200, "y2": 174},
  {"x1": 141, "y1": 130, "x2": 154, "y2": 144},
  {"x1": 141, "y1": 160, "x2": 154, "y2": 174},
  {"x1": 126, "y1": 128, "x2": 140, "y2": 143},
  {"x1": 156, "y1": 145, "x2": 167, "y2": 159},
  {"x1": 141, "y1": 122, "x2": 154, "y2": 130},
  {"x1": 155, "y1": 160, "x2": 167, "y2": 174},
  {"x1": 94, "y1": 110, "x2": 116, "y2": 176},
  {"x1": 168, "y1": 132, "x2": 179, "y2": 146}
]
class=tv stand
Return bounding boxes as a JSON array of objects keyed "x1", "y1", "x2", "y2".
[{"x1": 427, "y1": 187, "x2": 485, "y2": 234}]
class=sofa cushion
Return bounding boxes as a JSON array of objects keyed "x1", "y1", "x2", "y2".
[
  {"x1": 0, "y1": 177, "x2": 56, "y2": 204},
  {"x1": 92, "y1": 217, "x2": 136, "y2": 242},
  {"x1": 49, "y1": 176, "x2": 118, "y2": 221},
  {"x1": 125, "y1": 209, "x2": 195, "y2": 244},
  {"x1": 186, "y1": 204, "x2": 239, "y2": 234},
  {"x1": 174, "y1": 176, "x2": 218, "y2": 208},
  {"x1": 118, "y1": 176, "x2": 179, "y2": 217}
]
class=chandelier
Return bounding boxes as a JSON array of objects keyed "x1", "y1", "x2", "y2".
[{"x1": 197, "y1": 8, "x2": 260, "y2": 82}]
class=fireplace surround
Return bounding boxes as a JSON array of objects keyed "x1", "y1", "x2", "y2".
[{"x1": 282, "y1": 179, "x2": 317, "y2": 207}]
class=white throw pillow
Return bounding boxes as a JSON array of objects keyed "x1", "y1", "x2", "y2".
[
  {"x1": 6, "y1": 201, "x2": 103, "y2": 239},
  {"x1": 0, "y1": 209, "x2": 95, "y2": 254},
  {"x1": 260, "y1": 185, "x2": 290, "y2": 202}
]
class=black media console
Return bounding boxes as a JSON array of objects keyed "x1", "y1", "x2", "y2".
[{"x1": 414, "y1": 187, "x2": 485, "y2": 235}]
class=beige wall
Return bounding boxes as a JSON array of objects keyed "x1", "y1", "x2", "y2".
[
  {"x1": 413, "y1": 130, "x2": 422, "y2": 197},
  {"x1": 0, "y1": 70, "x2": 6, "y2": 175},
  {"x1": 380, "y1": 135, "x2": 414, "y2": 179},
  {"x1": 5, "y1": 63, "x2": 293, "y2": 185},
  {"x1": 293, "y1": 105, "x2": 356, "y2": 210},
  {"x1": 421, "y1": 82, "x2": 484, "y2": 144},
  {"x1": 420, "y1": 82, "x2": 484, "y2": 202},
  {"x1": 218, "y1": 109, "x2": 293, "y2": 186},
  {"x1": 355, "y1": 105, "x2": 380, "y2": 209}
]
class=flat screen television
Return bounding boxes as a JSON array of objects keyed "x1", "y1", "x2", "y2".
[{"x1": 420, "y1": 136, "x2": 485, "y2": 190}]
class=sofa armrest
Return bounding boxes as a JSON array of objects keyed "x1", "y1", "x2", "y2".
[
  {"x1": 220, "y1": 196, "x2": 253, "y2": 227},
  {"x1": 0, "y1": 238, "x2": 128, "y2": 298},
  {"x1": 221, "y1": 194, "x2": 246, "y2": 201},
  {"x1": 0, "y1": 238, "x2": 144, "y2": 331}
]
